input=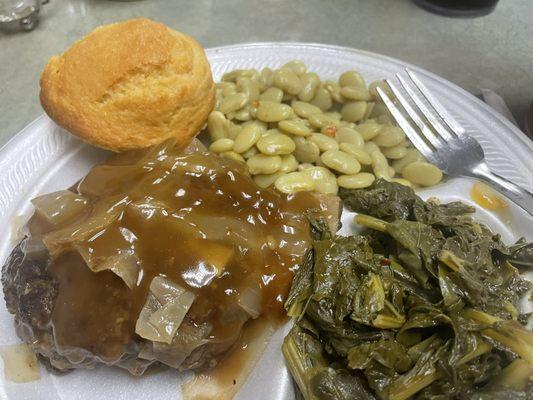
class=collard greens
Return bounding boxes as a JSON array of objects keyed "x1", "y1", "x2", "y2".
[{"x1": 283, "y1": 180, "x2": 533, "y2": 400}]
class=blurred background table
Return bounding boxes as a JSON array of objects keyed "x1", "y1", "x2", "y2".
[{"x1": 0, "y1": 0, "x2": 532, "y2": 147}]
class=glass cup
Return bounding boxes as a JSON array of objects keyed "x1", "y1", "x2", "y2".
[{"x1": 0, "y1": 0, "x2": 42, "y2": 30}]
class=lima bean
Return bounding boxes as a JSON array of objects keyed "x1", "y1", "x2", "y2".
[
  {"x1": 391, "y1": 178, "x2": 413, "y2": 188},
  {"x1": 282, "y1": 60, "x2": 307, "y2": 76},
  {"x1": 242, "y1": 146, "x2": 259, "y2": 159},
  {"x1": 207, "y1": 111, "x2": 230, "y2": 141},
  {"x1": 339, "y1": 70, "x2": 365, "y2": 88},
  {"x1": 364, "y1": 102, "x2": 375, "y2": 120},
  {"x1": 279, "y1": 154, "x2": 299, "y2": 173},
  {"x1": 382, "y1": 144, "x2": 408, "y2": 159},
  {"x1": 234, "y1": 105, "x2": 252, "y2": 121},
  {"x1": 259, "y1": 87, "x2": 284, "y2": 102},
  {"x1": 263, "y1": 128, "x2": 282, "y2": 137},
  {"x1": 339, "y1": 143, "x2": 372, "y2": 165},
  {"x1": 260, "y1": 68, "x2": 274, "y2": 86},
  {"x1": 242, "y1": 120, "x2": 267, "y2": 131},
  {"x1": 392, "y1": 149, "x2": 425, "y2": 173},
  {"x1": 324, "y1": 111, "x2": 342, "y2": 120},
  {"x1": 256, "y1": 101, "x2": 293, "y2": 122},
  {"x1": 310, "y1": 86, "x2": 333, "y2": 111},
  {"x1": 309, "y1": 114, "x2": 340, "y2": 129},
  {"x1": 336, "y1": 127, "x2": 364, "y2": 148},
  {"x1": 221, "y1": 151, "x2": 245, "y2": 163},
  {"x1": 293, "y1": 137, "x2": 320, "y2": 163},
  {"x1": 278, "y1": 120, "x2": 312, "y2": 137},
  {"x1": 371, "y1": 150, "x2": 391, "y2": 180},
  {"x1": 376, "y1": 116, "x2": 394, "y2": 127},
  {"x1": 292, "y1": 101, "x2": 322, "y2": 118},
  {"x1": 247, "y1": 154, "x2": 282, "y2": 175},
  {"x1": 373, "y1": 127, "x2": 405, "y2": 147},
  {"x1": 364, "y1": 140, "x2": 380, "y2": 155},
  {"x1": 216, "y1": 82, "x2": 234, "y2": 90},
  {"x1": 274, "y1": 172, "x2": 314, "y2": 194},
  {"x1": 340, "y1": 86, "x2": 371, "y2": 101},
  {"x1": 222, "y1": 69, "x2": 259, "y2": 83},
  {"x1": 217, "y1": 82, "x2": 237, "y2": 95},
  {"x1": 321, "y1": 150, "x2": 361, "y2": 175},
  {"x1": 309, "y1": 133, "x2": 339, "y2": 152},
  {"x1": 233, "y1": 124, "x2": 262, "y2": 153},
  {"x1": 209, "y1": 138, "x2": 234, "y2": 153},
  {"x1": 341, "y1": 101, "x2": 367, "y2": 122},
  {"x1": 301, "y1": 167, "x2": 338, "y2": 194},
  {"x1": 324, "y1": 80, "x2": 343, "y2": 103},
  {"x1": 219, "y1": 93, "x2": 248, "y2": 114},
  {"x1": 376, "y1": 114, "x2": 394, "y2": 127},
  {"x1": 237, "y1": 77, "x2": 260, "y2": 102},
  {"x1": 340, "y1": 121, "x2": 357, "y2": 129},
  {"x1": 298, "y1": 73, "x2": 320, "y2": 102},
  {"x1": 337, "y1": 173, "x2": 375, "y2": 189},
  {"x1": 257, "y1": 134, "x2": 296, "y2": 155},
  {"x1": 369, "y1": 103, "x2": 390, "y2": 119},
  {"x1": 221, "y1": 84, "x2": 237, "y2": 97},
  {"x1": 369, "y1": 80, "x2": 394, "y2": 100},
  {"x1": 273, "y1": 68, "x2": 303, "y2": 95},
  {"x1": 402, "y1": 162, "x2": 443, "y2": 186},
  {"x1": 298, "y1": 163, "x2": 314, "y2": 171},
  {"x1": 357, "y1": 122, "x2": 383, "y2": 140},
  {"x1": 253, "y1": 172, "x2": 285, "y2": 188},
  {"x1": 227, "y1": 123, "x2": 243, "y2": 140}
]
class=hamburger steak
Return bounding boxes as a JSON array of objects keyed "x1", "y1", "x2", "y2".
[{"x1": 2, "y1": 140, "x2": 341, "y2": 376}]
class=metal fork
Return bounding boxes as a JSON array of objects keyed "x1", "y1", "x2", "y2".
[{"x1": 376, "y1": 69, "x2": 533, "y2": 216}]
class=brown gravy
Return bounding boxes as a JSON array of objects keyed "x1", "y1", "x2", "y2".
[
  {"x1": 29, "y1": 140, "x2": 326, "y2": 365},
  {"x1": 180, "y1": 316, "x2": 275, "y2": 400}
]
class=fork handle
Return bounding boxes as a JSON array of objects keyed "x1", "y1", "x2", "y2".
[{"x1": 471, "y1": 164, "x2": 533, "y2": 216}]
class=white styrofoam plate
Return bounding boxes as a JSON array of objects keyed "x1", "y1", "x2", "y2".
[{"x1": 0, "y1": 43, "x2": 532, "y2": 400}]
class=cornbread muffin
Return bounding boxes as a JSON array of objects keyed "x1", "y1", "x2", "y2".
[{"x1": 40, "y1": 18, "x2": 215, "y2": 152}]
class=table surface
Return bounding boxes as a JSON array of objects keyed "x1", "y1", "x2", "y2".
[{"x1": 0, "y1": 0, "x2": 532, "y2": 148}]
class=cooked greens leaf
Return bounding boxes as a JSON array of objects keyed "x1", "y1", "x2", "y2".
[
  {"x1": 339, "y1": 180, "x2": 420, "y2": 221},
  {"x1": 286, "y1": 249, "x2": 314, "y2": 319},
  {"x1": 309, "y1": 366, "x2": 375, "y2": 400},
  {"x1": 285, "y1": 180, "x2": 533, "y2": 400},
  {"x1": 348, "y1": 339, "x2": 412, "y2": 373},
  {"x1": 282, "y1": 321, "x2": 375, "y2": 400},
  {"x1": 508, "y1": 238, "x2": 533, "y2": 270}
]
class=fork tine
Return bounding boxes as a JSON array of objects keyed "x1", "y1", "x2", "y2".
[
  {"x1": 396, "y1": 74, "x2": 456, "y2": 142},
  {"x1": 375, "y1": 87, "x2": 435, "y2": 161},
  {"x1": 406, "y1": 69, "x2": 465, "y2": 136},
  {"x1": 385, "y1": 79, "x2": 445, "y2": 149}
]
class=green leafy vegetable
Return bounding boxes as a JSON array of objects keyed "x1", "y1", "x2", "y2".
[
  {"x1": 508, "y1": 238, "x2": 533, "y2": 270},
  {"x1": 282, "y1": 320, "x2": 375, "y2": 400},
  {"x1": 284, "y1": 180, "x2": 533, "y2": 400}
]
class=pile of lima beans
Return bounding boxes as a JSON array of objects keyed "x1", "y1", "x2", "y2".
[{"x1": 206, "y1": 60, "x2": 443, "y2": 195}]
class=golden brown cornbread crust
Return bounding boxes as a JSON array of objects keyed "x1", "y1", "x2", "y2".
[{"x1": 40, "y1": 18, "x2": 215, "y2": 152}]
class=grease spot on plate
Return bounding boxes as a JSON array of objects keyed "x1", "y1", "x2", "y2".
[
  {"x1": 470, "y1": 182, "x2": 507, "y2": 211},
  {"x1": 0, "y1": 344, "x2": 40, "y2": 383}
]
